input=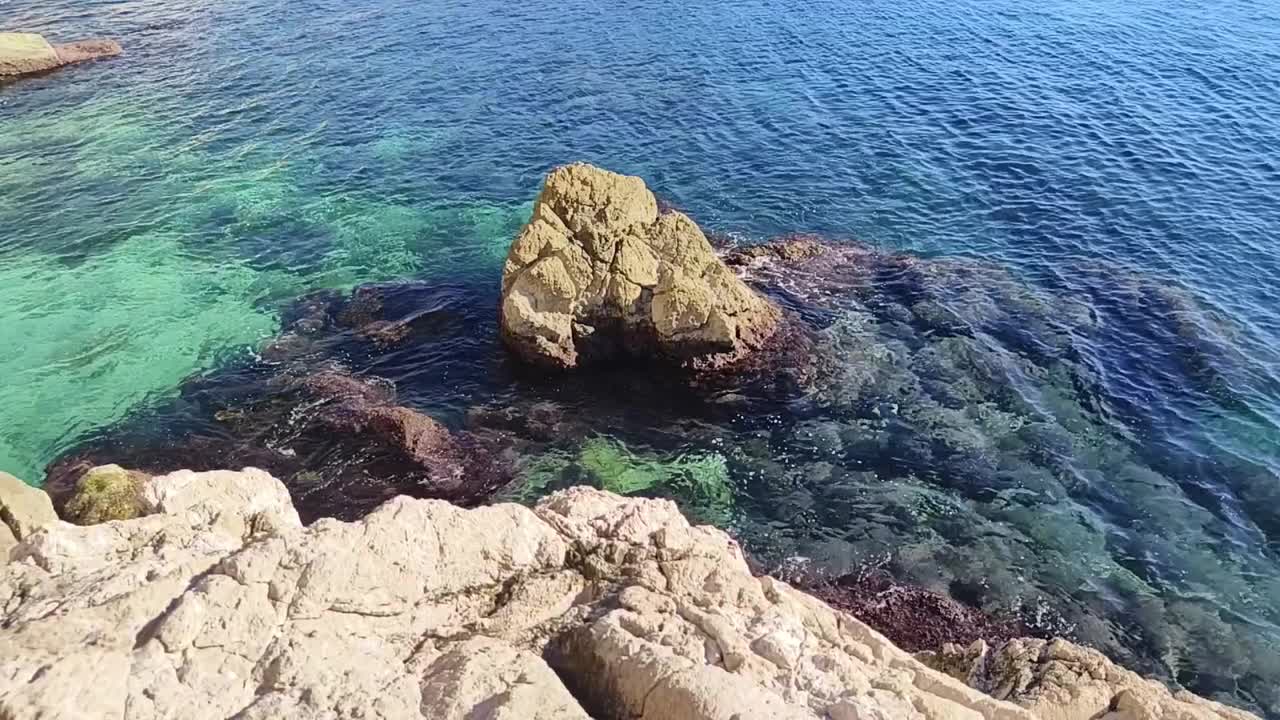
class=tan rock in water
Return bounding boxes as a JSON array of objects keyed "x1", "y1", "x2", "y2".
[
  {"x1": 500, "y1": 163, "x2": 780, "y2": 369},
  {"x1": 52, "y1": 39, "x2": 123, "y2": 66},
  {"x1": 0, "y1": 32, "x2": 121, "y2": 79}
]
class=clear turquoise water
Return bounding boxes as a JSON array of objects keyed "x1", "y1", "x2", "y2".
[{"x1": 4, "y1": 0, "x2": 1280, "y2": 714}]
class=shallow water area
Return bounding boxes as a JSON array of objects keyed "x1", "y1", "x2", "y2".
[{"x1": 4, "y1": 0, "x2": 1280, "y2": 716}]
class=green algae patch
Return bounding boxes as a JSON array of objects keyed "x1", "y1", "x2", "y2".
[
  {"x1": 64, "y1": 464, "x2": 148, "y2": 525},
  {"x1": 514, "y1": 437, "x2": 735, "y2": 524}
]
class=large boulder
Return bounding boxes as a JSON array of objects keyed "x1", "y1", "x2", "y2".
[
  {"x1": 0, "y1": 33, "x2": 121, "y2": 79},
  {"x1": 500, "y1": 163, "x2": 780, "y2": 369}
]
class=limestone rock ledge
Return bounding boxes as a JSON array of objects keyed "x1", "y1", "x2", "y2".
[
  {"x1": 500, "y1": 163, "x2": 780, "y2": 369},
  {"x1": 0, "y1": 468, "x2": 1257, "y2": 720}
]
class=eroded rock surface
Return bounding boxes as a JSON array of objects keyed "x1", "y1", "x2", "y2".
[
  {"x1": 500, "y1": 163, "x2": 780, "y2": 369},
  {"x1": 0, "y1": 471, "x2": 54, "y2": 562},
  {"x1": 2, "y1": 469, "x2": 1251, "y2": 720}
]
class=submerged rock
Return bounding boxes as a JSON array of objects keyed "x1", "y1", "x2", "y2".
[
  {"x1": 500, "y1": 163, "x2": 781, "y2": 369},
  {"x1": 297, "y1": 371, "x2": 501, "y2": 503},
  {"x1": 780, "y1": 565, "x2": 1032, "y2": 653},
  {"x1": 920, "y1": 637, "x2": 1259, "y2": 720},
  {"x1": 45, "y1": 368, "x2": 514, "y2": 523},
  {"x1": 0, "y1": 469, "x2": 1254, "y2": 720},
  {"x1": 0, "y1": 33, "x2": 121, "y2": 79}
]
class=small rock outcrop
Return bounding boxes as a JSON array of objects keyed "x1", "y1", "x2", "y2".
[
  {"x1": 63, "y1": 464, "x2": 149, "y2": 525},
  {"x1": 295, "y1": 371, "x2": 477, "y2": 494},
  {"x1": 0, "y1": 468, "x2": 1255, "y2": 720},
  {"x1": 919, "y1": 638, "x2": 1259, "y2": 720},
  {"x1": 0, "y1": 32, "x2": 121, "y2": 79},
  {"x1": 500, "y1": 163, "x2": 780, "y2": 369}
]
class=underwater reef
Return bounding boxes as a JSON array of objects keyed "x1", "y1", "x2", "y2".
[{"x1": 40, "y1": 164, "x2": 1280, "y2": 718}]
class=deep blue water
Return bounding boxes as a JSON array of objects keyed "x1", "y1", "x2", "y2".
[{"x1": 4, "y1": 0, "x2": 1280, "y2": 715}]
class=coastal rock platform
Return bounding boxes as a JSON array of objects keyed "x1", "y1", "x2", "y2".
[{"x1": 0, "y1": 468, "x2": 1255, "y2": 720}]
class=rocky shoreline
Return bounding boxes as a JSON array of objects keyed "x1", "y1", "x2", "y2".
[
  {"x1": 10, "y1": 164, "x2": 1271, "y2": 717},
  {"x1": 0, "y1": 466, "x2": 1256, "y2": 719}
]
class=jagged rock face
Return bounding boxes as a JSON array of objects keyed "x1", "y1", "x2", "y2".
[
  {"x1": 0, "y1": 469, "x2": 1101, "y2": 720},
  {"x1": 918, "y1": 638, "x2": 1259, "y2": 720},
  {"x1": 0, "y1": 472, "x2": 57, "y2": 542},
  {"x1": 500, "y1": 163, "x2": 781, "y2": 369}
]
